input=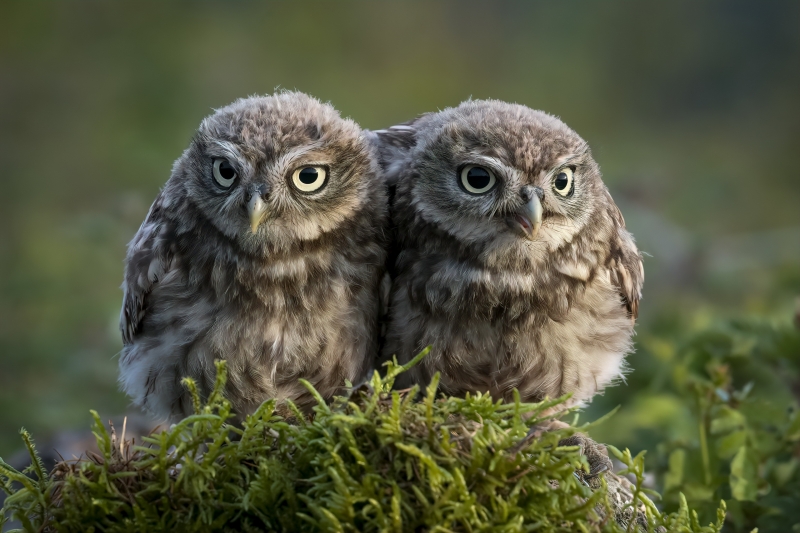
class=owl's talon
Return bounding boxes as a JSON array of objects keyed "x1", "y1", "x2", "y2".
[
  {"x1": 559, "y1": 433, "x2": 613, "y2": 480},
  {"x1": 588, "y1": 460, "x2": 611, "y2": 478}
]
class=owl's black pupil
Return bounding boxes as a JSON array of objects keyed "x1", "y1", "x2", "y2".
[
  {"x1": 219, "y1": 161, "x2": 235, "y2": 180},
  {"x1": 466, "y1": 167, "x2": 491, "y2": 189},
  {"x1": 299, "y1": 168, "x2": 318, "y2": 184},
  {"x1": 555, "y1": 173, "x2": 569, "y2": 190}
]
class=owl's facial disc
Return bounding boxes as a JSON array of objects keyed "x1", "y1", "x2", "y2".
[{"x1": 506, "y1": 187, "x2": 542, "y2": 241}]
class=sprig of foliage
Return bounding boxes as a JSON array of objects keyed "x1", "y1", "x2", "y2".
[
  {"x1": 651, "y1": 318, "x2": 800, "y2": 532},
  {"x1": 2, "y1": 354, "x2": 724, "y2": 532}
]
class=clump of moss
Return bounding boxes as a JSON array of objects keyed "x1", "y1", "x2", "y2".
[{"x1": 1, "y1": 351, "x2": 725, "y2": 532}]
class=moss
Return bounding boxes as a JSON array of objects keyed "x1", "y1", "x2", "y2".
[{"x1": 1, "y1": 351, "x2": 724, "y2": 532}]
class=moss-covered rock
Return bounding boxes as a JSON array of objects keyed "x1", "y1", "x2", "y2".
[{"x1": 1, "y1": 352, "x2": 724, "y2": 532}]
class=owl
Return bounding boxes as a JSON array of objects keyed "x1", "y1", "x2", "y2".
[
  {"x1": 119, "y1": 92, "x2": 387, "y2": 421},
  {"x1": 372, "y1": 100, "x2": 643, "y2": 472}
]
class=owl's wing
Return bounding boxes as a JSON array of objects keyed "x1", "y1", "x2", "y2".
[
  {"x1": 606, "y1": 204, "x2": 644, "y2": 320},
  {"x1": 368, "y1": 116, "x2": 430, "y2": 285},
  {"x1": 368, "y1": 115, "x2": 428, "y2": 188},
  {"x1": 120, "y1": 192, "x2": 177, "y2": 344}
]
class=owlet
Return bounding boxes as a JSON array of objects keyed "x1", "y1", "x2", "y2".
[
  {"x1": 373, "y1": 100, "x2": 644, "y2": 410},
  {"x1": 119, "y1": 92, "x2": 386, "y2": 421}
]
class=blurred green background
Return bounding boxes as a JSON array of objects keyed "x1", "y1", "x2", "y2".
[{"x1": 1, "y1": 0, "x2": 798, "y2": 488}]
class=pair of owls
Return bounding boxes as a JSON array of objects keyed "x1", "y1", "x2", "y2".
[{"x1": 119, "y1": 92, "x2": 643, "y2": 430}]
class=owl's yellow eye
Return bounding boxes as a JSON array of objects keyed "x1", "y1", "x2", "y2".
[
  {"x1": 212, "y1": 158, "x2": 237, "y2": 188},
  {"x1": 291, "y1": 166, "x2": 328, "y2": 193},
  {"x1": 553, "y1": 167, "x2": 574, "y2": 196},
  {"x1": 460, "y1": 165, "x2": 496, "y2": 194}
]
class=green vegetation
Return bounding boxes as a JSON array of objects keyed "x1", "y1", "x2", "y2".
[
  {"x1": 588, "y1": 313, "x2": 800, "y2": 532},
  {"x1": 654, "y1": 319, "x2": 800, "y2": 532},
  {"x1": 2, "y1": 355, "x2": 727, "y2": 532}
]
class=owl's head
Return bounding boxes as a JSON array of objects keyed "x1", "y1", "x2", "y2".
[
  {"x1": 171, "y1": 92, "x2": 376, "y2": 253},
  {"x1": 383, "y1": 100, "x2": 613, "y2": 261}
]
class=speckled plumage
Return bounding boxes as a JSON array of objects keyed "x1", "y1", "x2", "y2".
[
  {"x1": 372, "y1": 100, "x2": 644, "y2": 409},
  {"x1": 119, "y1": 92, "x2": 387, "y2": 421}
]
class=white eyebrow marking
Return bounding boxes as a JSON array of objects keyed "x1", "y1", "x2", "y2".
[
  {"x1": 269, "y1": 140, "x2": 329, "y2": 179},
  {"x1": 469, "y1": 155, "x2": 521, "y2": 181},
  {"x1": 205, "y1": 139, "x2": 331, "y2": 182},
  {"x1": 207, "y1": 140, "x2": 253, "y2": 177},
  {"x1": 545, "y1": 152, "x2": 586, "y2": 179}
]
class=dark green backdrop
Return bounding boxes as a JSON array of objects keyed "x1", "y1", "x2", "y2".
[{"x1": 1, "y1": 2, "x2": 798, "y2": 457}]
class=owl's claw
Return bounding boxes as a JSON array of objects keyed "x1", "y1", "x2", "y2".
[{"x1": 559, "y1": 433, "x2": 613, "y2": 479}]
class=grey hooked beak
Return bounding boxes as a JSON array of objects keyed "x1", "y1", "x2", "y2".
[
  {"x1": 247, "y1": 193, "x2": 268, "y2": 234},
  {"x1": 506, "y1": 196, "x2": 543, "y2": 240}
]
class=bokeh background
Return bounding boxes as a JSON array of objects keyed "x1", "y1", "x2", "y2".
[{"x1": 1, "y1": 2, "x2": 799, "y2": 528}]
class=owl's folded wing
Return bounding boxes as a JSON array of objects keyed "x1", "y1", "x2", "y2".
[
  {"x1": 120, "y1": 192, "x2": 176, "y2": 344},
  {"x1": 607, "y1": 205, "x2": 645, "y2": 320},
  {"x1": 368, "y1": 116, "x2": 429, "y2": 282},
  {"x1": 367, "y1": 115, "x2": 428, "y2": 187}
]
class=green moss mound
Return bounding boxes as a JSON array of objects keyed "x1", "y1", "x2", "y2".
[{"x1": 1, "y1": 351, "x2": 724, "y2": 532}]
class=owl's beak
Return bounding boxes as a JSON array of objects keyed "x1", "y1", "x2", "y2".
[
  {"x1": 247, "y1": 193, "x2": 268, "y2": 234},
  {"x1": 507, "y1": 196, "x2": 543, "y2": 240}
]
